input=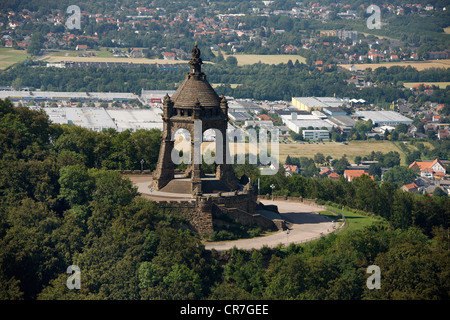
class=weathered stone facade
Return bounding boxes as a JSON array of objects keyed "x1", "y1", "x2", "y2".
[
  {"x1": 150, "y1": 45, "x2": 277, "y2": 236},
  {"x1": 158, "y1": 189, "x2": 280, "y2": 236},
  {"x1": 152, "y1": 44, "x2": 237, "y2": 195}
]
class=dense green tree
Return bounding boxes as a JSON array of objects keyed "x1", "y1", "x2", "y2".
[
  {"x1": 0, "y1": 100, "x2": 449, "y2": 301},
  {"x1": 58, "y1": 165, "x2": 95, "y2": 207},
  {"x1": 382, "y1": 166, "x2": 416, "y2": 188},
  {"x1": 332, "y1": 156, "x2": 349, "y2": 175},
  {"x1": 314, "y1": 152, "x2": 325, "y2": 164},
  {"x1": 365, "y1": 238, "x2": 450, "y2": 299},
  {"x1": 27, "y1": 32, "x2": 44, "y2": 56}
]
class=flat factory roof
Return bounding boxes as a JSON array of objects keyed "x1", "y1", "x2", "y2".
[
  {"x1": 44, "y1": 107, "x2": 117, "y2": 131},
  {"x1": 106, "y1": 109, "x2": 163, "y2": 131},
  {"x1": 355, "y1": 111, "x2": 413, "y2": 124}
]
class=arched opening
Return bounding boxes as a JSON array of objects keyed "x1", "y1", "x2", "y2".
[{"x1": 172, "y1": 128, "x2": 191, "y2": 176}]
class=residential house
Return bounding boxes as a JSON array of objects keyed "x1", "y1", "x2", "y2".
[
  {"x1": 258, "y1": 114, "x2": 273, "y2": 121},
  {"x1": 428, "y1": 50, "x2": 449, "y2": 60},
  {"x1": 328, "y1": 172, "x2": 340, "y2": 180},
  {"x1": 320, "y1": 167, "x2": 340, "y2": 180},
  {"x1": 343, "y1": 169, "x2": 374, "y2": 182},
  {"x1": 348, "y1": 65, "x2": 358, "y2": 72},
  {"x1": 76, "y1": 44, "x2": 88, "y2": 51},
  {"x1": 163, "y1": 52, "x2": 176, "y2": 60},
  {"x1": 432, "y1": 115, "x2": 441, "y2": 122},
  {"x1": 319, "y1": 167, "x2": 332, "y2": 176},
  {"x1": 390, "y1": 54, "x2": 399, "y2": 61},
  {"x1": 401, "y1": 182, "x2": 419, "y2": 193},
  {"x1": 437, "y1": 128, "x2": 450, "y2": 140},
  {"x1": 283, "y1": 165, "x2": 299, "y2": 176},
  {"x1": 130, "y1": 48, "x2": 143, "y2": 58},
  {"x1": 409, "y1": 159, "x2": 446, "y2": 179}
]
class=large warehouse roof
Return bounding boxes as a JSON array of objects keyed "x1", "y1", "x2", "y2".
[
  {"x1": 44, "y1": 107, "x2": 117, "y2": 131},
  {"x1": 355, "y1": 111, "x2": 413, "y2": 125},
  {"x1": 292, "y1": 97, "x2": 328, "y2": 108},
  {"x1": 315, "y1": 97, "x2": 346, "y2": 108},
  {"x1": 106, "y1": 109, "x2": 163, "y2": 132},
  {"x1": 43, "y1": 107, "x2": 165, "y2": 132},
  {"x1": 0, "y1": 90, "x2": 138, "y2": 101}
]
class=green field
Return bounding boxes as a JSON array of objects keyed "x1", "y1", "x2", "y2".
[
  {"x1": 340, "y1": 59, "x2": 450, "y2": 71},
  {"x1": 39, "y1": 48, "x2": 190, "y2": 65},
  {"x1": 403, "y1": 82, "x2": 450, "y2": 89},
  {"x1": 213, "y1": 50, "x2": 306, "y2": 66},
  {"x1": 320, "y1": 205, "x2": 381, "y2": 233},
  {"x1": 0, "y1": 47, "x2": 29, "y2": 69},
  {"x1": 46, "y1": 47, "x2": 115, "y2": 58},
  {"x1": 279, "y1": 140, "x2": 415, "y2": 165}
]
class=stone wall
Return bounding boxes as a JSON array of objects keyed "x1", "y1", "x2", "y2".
[
  {"x1": 157, "y1": 200, "x2": 213, "y2": 236},
  {"x1": 156, "y1": 190, "x2": 277, "y2": 236},
  {"x1": 258, "y1": 194, "x2": 320, "y2": 207},
  {"x1": 211, "y1": 203, "x2": 278, "y2": 231},
  {"x1": 203, "y1": 190, "x2": 278, "y2": 233}
]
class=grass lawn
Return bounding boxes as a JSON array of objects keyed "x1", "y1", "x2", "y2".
[
  {"x1": 279, "y1": 140, "x2": 413, "y2": 165},
  {"x1": 212, "y1": 51, "x2": 306, "y2": 66},
  {"x1": 229, "y1": 54, "x2": 306, "y2": 66},
  {"x1": 339, "y1": 59, "x2": 450, "y2": 71},
  {"x1": 403, "y1": 82, "x2": 450, "y2": 89},
  {"x1": 39, "y1": 48, "x2": 190, "y2": 65},
  {"x1": 320, "y1": 204, "x2": 380, "y2": 233},
  {"x1": 0, "y1": 47, "x2": 29, "y2": 70},
  {"x1": 198, "y1": 140, "x2": 417, "y2": 165}
]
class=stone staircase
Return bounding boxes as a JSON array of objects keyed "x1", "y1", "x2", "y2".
[
  {"x1": 160, "y1": 177, "x2": 232, "y2": 194},
  {"x1": 212, "y1": 203, "x2": 287, "y2": 231},
  {"x1": 160, "y1": 178, "x2": 191, "y2": 194}
]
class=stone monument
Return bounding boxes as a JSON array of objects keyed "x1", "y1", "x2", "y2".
[
  {"x1": 152, "y1": 43, "x2": 237, "y2": 195},
  {"x1": 149, "y1": 44, "x2": 281, "y2": 236}
]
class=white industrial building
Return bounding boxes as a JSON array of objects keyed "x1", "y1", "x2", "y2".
[
  {"x1": 140, "y1": 89, "x2": 175, "y2": 104},
  {"x1": 291, "y1": 96, "x2": 347, "y2": 112},
  {"x1": 315, "y1": 97, "x2": 347, "y2": 108},
  {"x1": 302, "y1": 130, "x2": 330, "y2": 140},
  {"x1": 281, "y1": 112, "x2": 334, "y2": 133},
  {"x1": 44, "y1": 107, "x2": 117, "y2": 132},
  {"x1": 0, "y1": 89, "x2": 179, "y2": 106},
  {"x1": 355, "y1": 111, "x2": 413, "y2": 126},
  {"x1": 0, "y1": 90, "x2": 139, "y2": 104},
  {"x1": 106, "y1": 109, "x2": 163, "y2": 132},
  {"x1": 43, "y1": 107, "x2": 166, "y2": 132}
]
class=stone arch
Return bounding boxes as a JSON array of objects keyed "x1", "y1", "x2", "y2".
[{"x1": 152, "y1": 44, "x2": 237, "y2": 195}]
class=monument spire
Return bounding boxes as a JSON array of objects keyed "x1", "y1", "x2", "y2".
[{"x1": 189, "y1": 42, "x2": 203, "y2": 75}]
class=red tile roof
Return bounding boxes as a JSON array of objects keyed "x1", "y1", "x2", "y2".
[{"x1": 344, "y1": 170, "x2": 373, "y2": 181}]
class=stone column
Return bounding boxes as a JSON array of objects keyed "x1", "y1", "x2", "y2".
[
  {"x1": 153, "y1": 95, "x2": 175, "y2": 190},
  {"x1": 191, "y1": 121, "x2": 202, "y2": 195},
  {"x1": 153, "y1": 130, "x2": 175, "y2": 190}
]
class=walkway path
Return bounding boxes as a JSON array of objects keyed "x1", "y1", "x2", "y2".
[{"x1": 204, "y1": 200, "x2": 336, "y2": 251}]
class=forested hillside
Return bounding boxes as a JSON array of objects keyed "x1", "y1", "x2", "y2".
[{"x1": 0, "y1": 99, "x2": 448, "y2": 300}]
